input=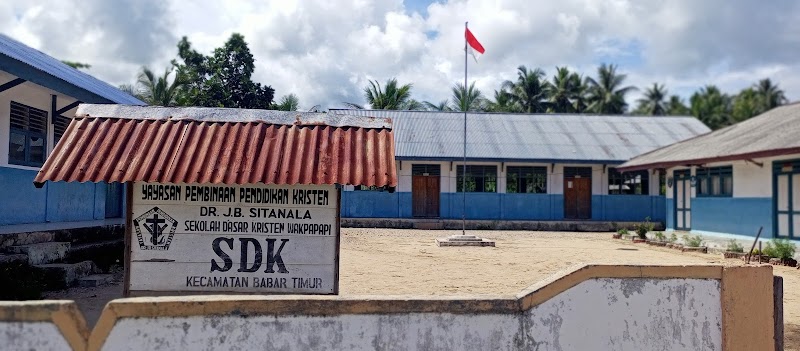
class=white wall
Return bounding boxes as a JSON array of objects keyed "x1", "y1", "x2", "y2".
[
  {"x1": 0, "y1": 71, "x2": 80, "y2": 169},
  {"x1": 0, "y1": 322, "x2": 72, "y2": 351}
]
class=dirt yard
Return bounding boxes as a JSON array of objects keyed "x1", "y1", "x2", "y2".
[{"x1": 44, "y1": 229, "x2": 799, "y2": 349}]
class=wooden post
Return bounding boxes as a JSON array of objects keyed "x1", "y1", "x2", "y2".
[
  {"x1": 774, "y1": 276, "x2": 784, "y2": 351},
  {"x1": 122, "y1": 182, "x2": 133, "y2": 297}
]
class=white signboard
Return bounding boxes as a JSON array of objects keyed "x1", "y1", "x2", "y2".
[{"x1": 127, "y1": 182, "x2": 339, "y2": 295}]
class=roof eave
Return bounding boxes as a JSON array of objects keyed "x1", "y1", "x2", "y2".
[{"x1": 617, "y1": 146, "x2": 800, "y2": 172}]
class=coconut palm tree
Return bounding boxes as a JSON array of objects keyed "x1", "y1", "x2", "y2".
[
  {"x1": 134, "y1": 67, "x2": 187, "y2": 106},
  {"x1": 450, "y1": 82, "x2": 485, "y2": 112},
  {"x1": 665, "y1": 95, "x2": 690, "y2": 115},
  {"x1": 423, "y1": 100, "x2": 452, "y2": 111},
  {"x1": 690, "y1": 85, "x2": 732, "y2": 130},
  {"x1": 548, "y1": 67, "x2": 583, "y2": 113},
  {"x1": 347, "y1": 78, "x2": 417, "y2": 110},
  {"x1": 273, "y1": 94, "x2": 300, "y2": 111},
  {"x1": 635, "y1": 83, "x2": 668, "y2": 115},
  {"x1": 585, "y1": 63, "x2": 636, "y2": 114},
  {"x1": 754, "y1": 78, "x2": 787, "y2": 111},
  {"x1": 486, "y1": 89, "x2": 520, "y2": 112},
  {"x1": 503, "y1": 66, "x2": 550, "y2": 113}
]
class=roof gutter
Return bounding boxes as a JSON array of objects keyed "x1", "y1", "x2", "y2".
[{"x1": 616, "y1": 146, "x2": 800, "y2": 172}]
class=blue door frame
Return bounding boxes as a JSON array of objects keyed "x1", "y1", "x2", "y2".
[
  {"x1": 773, "y1": 159, "x2": 800, "y2": 239},
  {"x1": 673, "y1": 169, "x2": 691, "y2": 230}
]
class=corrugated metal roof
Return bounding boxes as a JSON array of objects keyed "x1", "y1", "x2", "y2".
[
  {"x1": 34, "y1": 108, "x2": 396, "y2": 187},
  {"x1": 618, "y1": 103, "x2": 800, "y2": 171},
  {"x1": 331, "y1": 110, "x2": 710, "y2": 163},
  {"x1": 0, "y1": 34, "x2": 144, "y2": 105}
]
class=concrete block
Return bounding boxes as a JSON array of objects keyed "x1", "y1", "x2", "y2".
[
  {"x1": 0, "y1": 231, "x2": 56, "y2": 250},
  {"x1": 8, "y1": 242, "x2": 70, "y2": 265},
  {"x1": 436, "y1": 235, "x2": 496, "y2": 247},
  {"x1": 36, "y1": 260, "x2": 97, "y2": 289},
  {"x1": 78, "y1": 274, "x2": 114, "y2": 287},
  {"x1": 0, "y1": 254, "x2": 28, "y2": 265}
]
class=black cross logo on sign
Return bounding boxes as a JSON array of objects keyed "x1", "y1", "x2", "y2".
[{"x1": 144, "y1": 213, "x2": 168, "y2": 246}]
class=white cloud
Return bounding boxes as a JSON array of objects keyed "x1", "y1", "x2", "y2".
[{"x1": 1, "y1": 0, "x2": 798, "y2": 110}]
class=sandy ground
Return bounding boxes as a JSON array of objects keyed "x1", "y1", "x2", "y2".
[{"x1": 44, "y1": 229, "x2": 799, "y2": 349}]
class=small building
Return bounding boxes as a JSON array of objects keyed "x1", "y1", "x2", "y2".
[
  {"x1": 618, "y1": 103, "x2": 800, "y2": 240},
  {"x1": 0, "y1": 34, "x2": 143, "y2": 229},
  {"x1": 332, "y1": 110, "x2": 709, "y2": 224}
]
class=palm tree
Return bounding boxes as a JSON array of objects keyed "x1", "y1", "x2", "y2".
[
  {"x1": 665, "y1": 95, "x2": 690, "y2": 115},
  {"x1": 636, "y1": 83, "x2": 668, "y2": 115},
  {"x1": 754, "y1": 78, "x2": 787, "y2": 111},
  {"x1": 586, "y1": 63, "x2": 636, "y2": 114},
  {"x1": 450, "y1": 82, "x2": 485, "y2": 112},
  {"x1": 548, "y1": 67, "x2": 583, "y2": 113},
  {"x1": 350, "y1": 78, "x2": 417, "y2": 110},
  {"x1": 503, "y1": 66, "x2": 550, "y2": 113},
  {"x1": 572, "y1": 77, "x2": 590, "y2": 113},
  {"x1": 423, "y1": 100, "x2": 452, "y2": 111},
  {"x1": 135, "y1": 67, "x2": 186, "y2": 106},
  {"x1": 486, "y1": 89, "x2": 519, "y2": 112},
  {"x1": 690, "y1": 85, "x2": 732, "y2": 130},
  {"x1": 273, "y1": 94, "x2": 300, "y2": 111}
]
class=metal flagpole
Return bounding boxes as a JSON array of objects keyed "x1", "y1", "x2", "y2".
[{"x1": 462, "y1": 21, "x2": 468, "y2": 236}]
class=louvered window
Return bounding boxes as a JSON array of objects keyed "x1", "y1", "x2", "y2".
[
  {"x1": 8, "y1": 101, "x2": 48, "y2": 166},
  {"x1": 54, "y1": 115, "x2": 70, "y2": 144}
]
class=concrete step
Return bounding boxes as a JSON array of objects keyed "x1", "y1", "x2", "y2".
[
  {"x1": 0, "y1": 231, "x2": 57, "y2": 250},
  {"x1": 8, "y1": 242, "x2": 70, "y2": 265},
  {"x1": 78, "y1": 274, "x2": 114, "y2": 287},
  {"x1": 65, "y1": 239, "x2": 124, "y2": 271},
  {"x1": 36, "y1": 260, "x2": 97, "y2": 290},
  {"x1": 0, "y1": 253, "x2": 28, "y2": 265}
]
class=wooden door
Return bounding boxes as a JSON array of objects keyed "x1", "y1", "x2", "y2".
[
  {"x1": 564, "y1": 177, "x2": 591, "y2": 219},
  {"x1": 412, "y1": 175, "x2": 440, "y2": 218}
]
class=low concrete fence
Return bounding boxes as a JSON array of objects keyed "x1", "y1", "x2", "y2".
[{"x1": 0, "y1": 264, "x2": 776, "y2": 351}]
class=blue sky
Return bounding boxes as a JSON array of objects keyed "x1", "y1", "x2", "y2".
[{"x1": 1, "y1": 0, "x2": 798, "y2": 110}]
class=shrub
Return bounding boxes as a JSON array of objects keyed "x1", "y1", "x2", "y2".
[
  {"x1": 654, "y1": 231, "x2": 666, "y2": 241},
  {"x1": 634, "y1": 217, "x2": 654, "y2": 239},
  {"x1": 764, "y1": 239, "x2": 796, "y2": 260},
  {"x1": 617, "y1": 228, "x2": 629, "y2": 235},
  {"x1": 682, "y1": 234, "x2": 704, "y2": 248},
  {"x1": 669, "y1": 233, "x2": 678, "y2": 243},
  {"x1": 726, "y1": 239, "x2": 744, "y2": 253}
]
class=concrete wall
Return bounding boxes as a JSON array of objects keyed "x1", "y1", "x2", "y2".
[
  {"x1": 0, "y1": 264, "x2": 775, "y2": 351},
  {"x1": 664, "y1": 154, "x2": 800, "y2": 239},
  {"x1": 0, "y1": 70, "x2": 117, "y2": 226},
  {"x1": 0, "y1": 301, "x2": 87, "y2": 351},
  {"x1": 344, "y1": 161, "x2": 666, "y2": 222}
]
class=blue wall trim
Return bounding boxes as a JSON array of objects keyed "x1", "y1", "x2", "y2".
[
  {"x1": 341, "y1": 191, "x2": 666, "y2": 222},
  {"x1": 0, "y1": 166, "x2": 107, "y2": 226},
  {"x1": 665, "y1": 198, "x2": 675, "y2": 230},
  {"x1": 691, "y1": 197, "x2": 772, "y2": 238}
]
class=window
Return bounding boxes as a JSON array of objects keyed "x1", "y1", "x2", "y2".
[
  {"x1": 506, "y1": 166, "x2": 547, "y2": 193},
  {"x1": 456, "y1": 165, "x2": 497, "y2": 192},
  {"x1": 54, "y1": 115, "x2": 70, "y2": 144},
  {"x1": 8, "y1": 101, "x2": 47, "y2": 167},
  {"x1": 696, "y1": 166, "x2": 733, "y2": 197},
  {"x1": 354, "y1": 185, "x2": 387, "y2": 191},
  {"x1": 658, "y1": 170, "x2": 667, "y2": 195},
  {"x1": 608, "y1": 169, "x2": 649, "y2": 195}
]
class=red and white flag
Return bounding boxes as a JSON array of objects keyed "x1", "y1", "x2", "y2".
[{"x1": 465, "y1": 27, "x2": 485, "y2": 62}]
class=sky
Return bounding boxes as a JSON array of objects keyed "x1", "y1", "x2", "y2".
[{"x1": 2, "y1": 0, "x2": 799, "y2": 111}]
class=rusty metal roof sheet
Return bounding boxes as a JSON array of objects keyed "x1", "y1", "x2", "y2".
[
  {"x1": 618, "y1": 103, "x2": 800, "y2": 171},
  {"x1": 331, "y1": 109, "x2": 709, "y2": 163},
  {"x1": 34, "y1": 106, "x2": 397, "y2": 187}
]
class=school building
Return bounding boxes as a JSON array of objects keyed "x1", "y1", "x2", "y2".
[
  {"x1": 332, "y1": 109, "x2": 709, "y2": 224},
  {"x1": 618, "y1": 102, "x2": 800, "y2": 240},
  {"x1": 0, "y1": 34, "x2": 144, "y2": 228}
]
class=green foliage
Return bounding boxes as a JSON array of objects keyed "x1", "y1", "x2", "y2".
[
  {"x1": 617, "y1": 228, "x2": 629, "y2": 235},
  {"x1": 62, "y1": 60, "x2": 91, "y2": 70},
  {"x1": 502, "y1": 65, "x2": 550, "y2": 113},
  {"x1": 634, "y1": 83, "x2": 668, "y2": 115},
  {"x1": 763, "y1": 239, "x2": 796, "y2": 259},
  {"x1": 355, "y1": 78, "x2": 418, "y2": 110},
  {"x1": 682, "y1": 234, "x2": 704, "y2": 248},
  {"x1": 669, "y1": 232, "x2": 678, "y2": 243},
  {"x1": 666, "y1": 95, "x2": 690, "y2": 115},
  {"x1": 134, "y1": 67, "x2": 187, "y2": 106},
  {"x1": 547, "y1": 67, "x2": 586, "y2": 113},
  {"x1": 726, "y1": 239, "x2": 744, "y2": 253},
  {"x1": 690, "y1": 85, "x2": 732, "y2": 130},
  {"x1": 634, "y1": 217, "x2": 654, "y2": 239},
  {"x1": 172, "y1": 34, "x2": 274, "y2": 108},
  {"x1": 654, "y1": 231, "x2": 666, "y2": 241},
  {"x1": 585, "y1": 63, "x2": 636, "y2": 114},
  {"x1": 422, "y1": 100, "x2": 452, "y2": 112},
  {"x1": 272, "y1": 94, "x2": 300, "y2": 111},
  {"x1": 451, "y1": 82, "x2": 485, "y2": 111}
]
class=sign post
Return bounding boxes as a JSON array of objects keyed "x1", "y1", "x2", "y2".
[{"x1": 124, "y1": 182, "x2": 340, "y2": 296}]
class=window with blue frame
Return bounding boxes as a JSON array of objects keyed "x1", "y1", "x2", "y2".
[
  {"x1": 8, "y1": 101, "x2": 48, "y2": 167},
  {"x1": 608, "y1": 168, "x2": 649, "y2": 195},
  {"x1": 456, "y1": 165, "x2": 497, "y2": 192},
  {"x1": 696, "y1": 166, "x2": 733, "y2": 197},
  {"x1": 506, "y1": 166, "x2": 547, "y2": 193}
]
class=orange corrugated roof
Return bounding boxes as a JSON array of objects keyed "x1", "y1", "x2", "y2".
[{"x1": 34, "y1": 106, "x2": 397, "y2": 187}]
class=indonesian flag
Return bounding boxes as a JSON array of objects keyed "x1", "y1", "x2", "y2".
[{"x1": 465, "y1": 28, "x2": 485, "y2": 62}]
